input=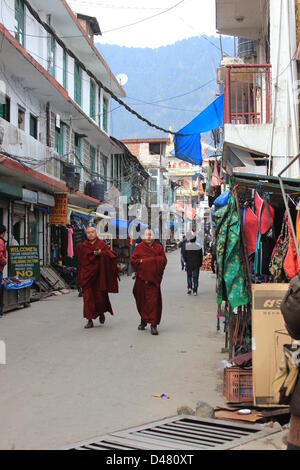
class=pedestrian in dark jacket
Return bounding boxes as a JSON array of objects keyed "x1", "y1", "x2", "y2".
[
  {"x1": 184, "y1": 236, "x2": 203, "y2": 296},
  {"x1": 281, "y1": 294, "x2": 300, "y2": 450},
  {"x1": 179, "y1": 235, "x2": 187, "y2": 270}
]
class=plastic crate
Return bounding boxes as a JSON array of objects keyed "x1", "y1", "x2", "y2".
[{"x1": 223, "y1": 367, "x2": 253, "y2": 403}]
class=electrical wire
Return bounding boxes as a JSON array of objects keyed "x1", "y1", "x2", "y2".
[
  {"x1": 2, "y1": 0, "x2": 186, "y2": 38},
  {"x1": 69, "y1": 1, "x2": 170, "y2": 11},
  {"x1": 101, "y1": 0, "x2": 186, "y2": 34}
]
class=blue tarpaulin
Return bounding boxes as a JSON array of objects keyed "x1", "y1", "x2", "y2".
[
  {"x1": 3, "y1": 279, "x2": 34, "y2": 290},
  {"x1": 174, "y1": 94, "x2": 224, "y2": 165}
]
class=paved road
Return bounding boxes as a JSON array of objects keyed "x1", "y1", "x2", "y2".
[{"x1": 0, "y1": 251, "x2": 225, "y2": 450}]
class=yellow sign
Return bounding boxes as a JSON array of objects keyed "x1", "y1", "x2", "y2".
[{"x1": 49, "y1": 194, "x2": 68, "y2": 225}]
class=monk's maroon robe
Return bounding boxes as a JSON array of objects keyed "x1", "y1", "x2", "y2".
[
  {"x1": 76, "y1": 239, "x2": 119, "y2": 320},
  {"x1": 130, "y1": 242, "x2": 167, "y2": 325}
]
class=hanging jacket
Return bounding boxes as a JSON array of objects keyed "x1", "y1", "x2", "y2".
[
  {"x1": 283, "y1": 220, "x2": 300, "y2": 280},
  {"x1": 243, "y1": 206, "x2": 258, "y2": 256},
  {"x1": 255, "y1": 192, "x2": 274, "y2": 235}
]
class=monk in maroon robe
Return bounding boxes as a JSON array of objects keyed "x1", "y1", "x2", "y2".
[
  {"x1": 76, "y1": 226, "x2": 119, "y2": 329},
  {"x1": 130, "y1": 229, "x2": 167, "y2": 335}
]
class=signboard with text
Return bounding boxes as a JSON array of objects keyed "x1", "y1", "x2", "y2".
[
  {"x1": 8, "y1": 245, "x2": 40, "y2": 281},
  {"x1": 49, "y1": 194, "x2": 68, "y2": 225}
]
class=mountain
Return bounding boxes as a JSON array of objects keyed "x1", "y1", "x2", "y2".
[{"x1": 96, "y1": 36, "x2": 233, "y2": 140}]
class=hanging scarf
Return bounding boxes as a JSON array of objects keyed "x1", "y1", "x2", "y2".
[{"x1": 215, "y1": 194, "x2": 250, "y2": 308}]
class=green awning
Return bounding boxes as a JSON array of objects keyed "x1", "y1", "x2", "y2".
[{"x1": 0, "y1": 181, "x2": 22, "y2": 199}]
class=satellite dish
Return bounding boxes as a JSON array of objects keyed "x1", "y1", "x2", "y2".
[{"x1": 116, "y1": 73, "x2": 128, "y2": 86}]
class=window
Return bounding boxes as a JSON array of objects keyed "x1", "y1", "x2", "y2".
[
  {"x1": 114, "y1": 155, "x2": 118, "y2": 184},
  {"x1": 29, "y1": 114, "x2": 38, "y2": 139},
  {"x1": 90, "y1": 146, "x2": 96, "y2": 178},
  {"x1": 18, "y1": 106, "x2": 25, "y2": 131},
  {"x1": 149, "y1": 168, "x2": 158, "y2": 206},
  {"x1": 74, "y1": 62, "x2": 82, "y2": 106},
  {"x1": 55, "y1": 125, "x2": 64, "y2": 155},
  {"x1": 63, "y1": 50, "x2": 68, "y2": 89},
  {"x1": 74, "y1": 133, "x2": 82, "y2": 174},
  {"x1": 0, "y1": 96, "x2": 10, "y2": 122},
  {"x1": 149, "y1": 142, "x2": 161, "y2": 155},
  {"x1": 49, "y1": 35, "x2": 56, "y2": 77},
  {"x1": 102, "y1": 96, "x2": 108, "y2": 133},
  {"x1": 102, "y1": 154, "x2": 108, "y2": 192},
  {"x1": 90, "y1": 81, "x2": 96, "y2": 121},
  {"x1": 15, "y1": 0, "x2": 25, "y2": 46}
]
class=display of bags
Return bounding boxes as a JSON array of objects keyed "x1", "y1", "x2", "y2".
[
  {"x1": 283, "y1": 220, "x2": 300, "y2": 280},
  {"x1": 269, "y1": 214, "x2": 289, "y2": 281}
]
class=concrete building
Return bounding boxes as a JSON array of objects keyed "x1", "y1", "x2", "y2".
[
  {"x1": 0, "y1": 0, "x2": 130, "y2": 275},
  {"x1": 216, "y1": 0, "x2": 300, "y2": 177},
  {"x1": 122, "y1": 138, "x2": 170, "y2": 209}
]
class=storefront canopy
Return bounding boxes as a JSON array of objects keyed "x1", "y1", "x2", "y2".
[{"x1": 174, "y1": 94, "x2": 224, "y2": 166}]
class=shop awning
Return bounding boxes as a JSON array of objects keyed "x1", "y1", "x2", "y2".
[
  {"x1": 0, "y1": 180, "x2": 22, "y2": 199},
  {"x1": 68, "y1": 205, "x2": 94, "y2": 221},
  {"x1": 231, "y1": 172, "x2": 300, "y2": 194}
]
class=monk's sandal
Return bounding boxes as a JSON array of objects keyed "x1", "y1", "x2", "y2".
[
  {"x1": 84, "y1": 321, "x2": 94, "y2": 329},
  {"x1": 138, "y1": 320, "x2": 147, "y2": 331},
  {"x1": 151, "y1": 325, "x2": 159, "y2": 336}
]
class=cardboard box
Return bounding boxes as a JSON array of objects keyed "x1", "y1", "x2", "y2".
[{"x1": 252, "y1": 284, "x2": 292, "y2": 407}]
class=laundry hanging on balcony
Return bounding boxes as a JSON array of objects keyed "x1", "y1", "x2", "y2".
[{"x1": 174, "y1": 94, "x2": 224, "y2": 166}]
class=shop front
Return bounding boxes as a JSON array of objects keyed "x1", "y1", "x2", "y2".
[
  {"x1": 214, "y1": 173, "x2": 300, "y2": 407},
  {"x1": 50, "y1": 196, "x2": 97, "y2": 287}
]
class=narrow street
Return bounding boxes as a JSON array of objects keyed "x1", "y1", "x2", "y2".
[{"x1": 0, "y1": 251, "x2": 224, "y2": 450}]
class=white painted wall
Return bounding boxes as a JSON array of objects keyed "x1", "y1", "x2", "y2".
[
  {"x1": 223, "y1": 0, "x2": 299, "y2": 177},
  {"x1": 56, "y1": 43, "x2": 64, "y2": 87},
  {"x1": 67, "y1": 56, "x2": 75, "y2": 101},
  {"x1": 0, "y1": 0, "x2": 117, "y2": 139},
  {"x1": 82, "y1": 71, "x2": 90, "y2": 116},
  {"x1": 0, "y1": 0, "x2": 15, "y2": 35}
]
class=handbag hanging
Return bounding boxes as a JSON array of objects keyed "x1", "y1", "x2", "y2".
[{"x1": 210, "y1": 159, "x2": 222, "y2": 188}]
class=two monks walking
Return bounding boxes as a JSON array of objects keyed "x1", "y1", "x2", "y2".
[{"x1": 76, "y1": 227, "x2": 167, "y2": 335}]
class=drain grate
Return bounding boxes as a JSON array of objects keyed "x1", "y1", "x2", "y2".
[{"x1": 64, "y1": 416, "x2": 278, "y2": 450}]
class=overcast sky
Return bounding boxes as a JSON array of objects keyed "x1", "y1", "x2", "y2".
[{"x1": 67, "y1": 0, "x2": 217, "y2": 48}]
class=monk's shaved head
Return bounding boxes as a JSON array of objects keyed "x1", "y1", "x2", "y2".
[
  {"x1": 86, "y1": 226, "x2": 97, "y2": 242},
  {"x1": 143, "y1": 229, "x2": 155, "y2": 245}
]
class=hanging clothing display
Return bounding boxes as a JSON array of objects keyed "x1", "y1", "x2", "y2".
[
  {"x1": 296, "y1": 211, "x2": 300, "y2": 250},
  {"x1": 243, "y1": 206, "x2": 258, "y2": 256},
  {"x1": 269, "y1": 214, "x2": 289, "y2": 282},
  {"x1": 67, "y1": 227, "x2": 74, "y2": 258},
  {"x1": 283, "y1": 219, "x2": 300, "y2": 280},
  {"x1": 215, "y1": 193, "x2": 250, "y2": 308},
  {"x1": 254, "y1": 192, "x2": 274, "y2": 235}
]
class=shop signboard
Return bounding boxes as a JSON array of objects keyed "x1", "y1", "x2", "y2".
[
  {"x1": 49, "y1": 194, "x2": 68, "y2": 225},
  {"x1": 22, "y1": 189, "x2": 38, "y2": 204},
  {"x1": 8, "y1": 245, "x2": 40, "y2": 281},
  {"x1": 252, "y1": 284, "x2": 292, "y2": 407},
  {"x1": 38, "y1": 192, "x2": 55, "y2": 207}
]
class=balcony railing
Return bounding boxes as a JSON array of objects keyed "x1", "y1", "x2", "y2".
[
  {"x1": 223, "y1": 64, "x2": 272, "y2": 125},
  {"x1": 0, "y1": 118, "x2": 61, "y2": 180}
]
